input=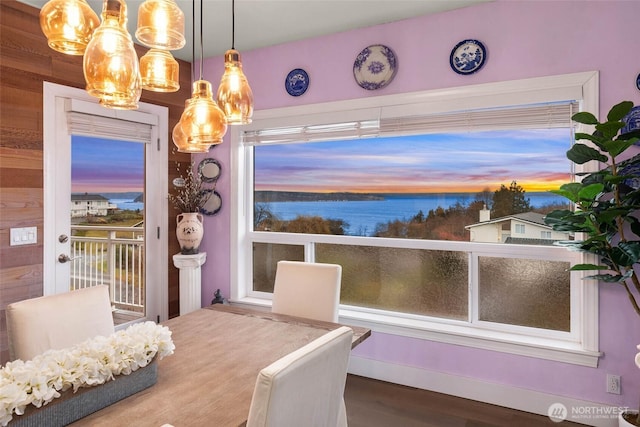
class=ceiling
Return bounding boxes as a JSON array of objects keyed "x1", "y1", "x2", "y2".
[{"x1": 21, "y1": 0, "x2": 493, "y2": 61}]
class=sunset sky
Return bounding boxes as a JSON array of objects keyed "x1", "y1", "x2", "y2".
[
  {"x1": 71, "y1": 136, "x2": 144, "y2": 194},
  {"x1": 71, "y1": 128, "x2": 572, "y2": 196},
  {"x1": 254, "y1": 129, "x2": 572, "y2": 194}
]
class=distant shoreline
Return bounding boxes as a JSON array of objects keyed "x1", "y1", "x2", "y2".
[
  {"x1": 255, "y1": 191, "x2": 384, "y2": 202},
  {"x1": 254, "y1": 190, "x2": 556, "y2": 203}
]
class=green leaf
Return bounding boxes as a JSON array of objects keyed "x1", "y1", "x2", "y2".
[
  {"x1": 574, "y1": 132, "x2": 606, "y2": 148},
  {"x1": 550, "y1": 184, "x2": 582, "y2": 202},
  {"x1": 606, "y1": 101, "x2": 634, "y2": 122},
  {"x1": 585, "y1": 274, "x2": 625, "y2": 283},
  {"x1": 567, "y1": 144, "x2": 608, "y2": 164},
  {"x1": 568, "y1": 264, "x2": 609, "y2": 271},
  {"x1": 618, "y1": 130, "x2": 640, "y2": 141},
  {"x1": 610, "y1": 246, "x2": 635, "y2": 267},
  {"x1": 577, "y1": 183, "x2": 604, "y2": 201},
  {"x1": 618, "y1": 241, "x2": 640, "y2": 265},
  {"x1": 603, "y1": 139, "x2": 634, "y2": 157},
  {"x1": 595, "y1": 122, "x2": 625, "y2": 140},
  {"x1": 572, "y1": 111, "x2": 598, "y2": 125},
  {"x1": 630, "y1": 220, "x2": 640, "y2": 239}
]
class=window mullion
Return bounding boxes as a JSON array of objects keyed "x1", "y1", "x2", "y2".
[{"x1": 469, "y1": 252, "x2": 478, "y2": 325}]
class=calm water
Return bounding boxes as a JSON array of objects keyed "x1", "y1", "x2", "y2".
[
  {"x1": 262, "y1": 192, "x2": 566, "y2": 236},
  {"x1": 110, "y1": 199, "x2": 144, "y2": 211},
  {"x1": 111, "y1": 192, "x2": 567, "y2": 236}
]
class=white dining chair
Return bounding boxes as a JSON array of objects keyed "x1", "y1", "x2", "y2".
[
  {"x1": 246, "y1": 326, "x2": 353, "y2": 427},
  {"x1": 271, "y1": 260, "x2": 342, "y2": 323},
  {"x1": 6, "y1": 285, "x2": 115, "y2": 361}
]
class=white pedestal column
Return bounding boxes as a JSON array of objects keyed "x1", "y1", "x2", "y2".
[{"x1": 172, "y1": 252, "x2": 207, "y2": 316}]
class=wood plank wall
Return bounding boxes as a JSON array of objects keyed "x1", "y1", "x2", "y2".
[{"x1": 0, "y1": 0, "x2": 192, "y2": 365}]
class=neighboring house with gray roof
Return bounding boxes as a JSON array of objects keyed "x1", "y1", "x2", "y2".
[
  {"x1": 464, "y1": 207, "x2": 572, "y2": 244},
  {"x1": 71, "y1": 193, "x2": 116, "y2": 217}
]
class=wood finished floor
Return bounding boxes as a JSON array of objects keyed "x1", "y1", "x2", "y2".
[{"x1": 344, "y1": 375, "x2": 583, "y2": 427}]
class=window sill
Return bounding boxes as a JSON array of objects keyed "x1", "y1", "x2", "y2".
[{"x1": 230, "y1": 297, "x2": 602, "y2": 368}]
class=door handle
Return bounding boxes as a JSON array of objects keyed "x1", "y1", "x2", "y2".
[{"x1": 58, "y1": 254, "x2": 81, "y2": 263}]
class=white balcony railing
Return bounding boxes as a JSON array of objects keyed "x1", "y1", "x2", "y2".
[{"x1": 70, "y1": 225, "x2": 144, "y2": 313}]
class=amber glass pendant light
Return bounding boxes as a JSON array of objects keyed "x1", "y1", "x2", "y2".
[
  {"x1": 217, "y1": 0, "x2": 253, "y2": 125},
  {"x1": 173, "y1": 100, "x2": 212, "y2": 153},
  {"x1": 136, "y1": 0, "x2": 186, "y2": 50},
  {"x1": 140, "y1": 48, "x2": 180, "y2": 92},
  {"x1": 181, "y1": 80, "x2": 227, "y2": 146},
  {"x1": 83, "y1": 0, "x2": 141, "y2": 109},
  {"x1": 39, "y1": 0, "x2": 100, "y2": 55},
  {"x1": 173, "y1": 0, "x2": 227, "y2": 152},
  {"x1": 98, "y1": 81, "x2": 142, "y2": 110}
]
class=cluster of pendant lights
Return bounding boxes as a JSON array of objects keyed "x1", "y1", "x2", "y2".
[{"x1": 39, "y1": 0, "x2": 254, "y2": 152}]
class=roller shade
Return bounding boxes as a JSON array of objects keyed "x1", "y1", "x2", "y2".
[
  {"x1": 64, "y1": 98, "x2": 156, "y2": 143},
  {"x1": 242, "y1": 101, "x2": 578, "y2": 146},
  {"x1": 379, "y1": 102, "x2": 579, "y2": 137}
]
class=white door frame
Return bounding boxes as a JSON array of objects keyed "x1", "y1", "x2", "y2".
[{"x1": 43, "y1": 82, "x2": 169, "y2": 322}]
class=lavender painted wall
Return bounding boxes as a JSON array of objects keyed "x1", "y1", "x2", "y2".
[{"x1": 195, "y1": 0, "x2": 640, "y2": 407}]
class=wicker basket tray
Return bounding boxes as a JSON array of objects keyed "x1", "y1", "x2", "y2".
[{"x1": 9, "y1": 360, "x2": 157, "y2": 426}]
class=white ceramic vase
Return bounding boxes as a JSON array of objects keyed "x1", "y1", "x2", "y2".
[{"x1": 176, "y1": 212, "x2": 204, "y2": 255}]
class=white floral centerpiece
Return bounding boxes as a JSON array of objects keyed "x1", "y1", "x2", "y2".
[{"x1": 0, "y1": 322, "x2": 175, "y2": 426}]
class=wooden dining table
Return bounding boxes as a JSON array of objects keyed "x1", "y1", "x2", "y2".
[{"x1": 70, "y1": 304, "x2": 371, "y2": 427}]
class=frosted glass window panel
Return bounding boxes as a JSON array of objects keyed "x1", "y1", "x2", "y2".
[
  {"x1": 317, "y1": 244, "x2": 468, "y2": 320},
  {"x1": 478, "y1": 257, "x2": 570, "y2": 331},
  {"x1": 253, "y1": 243, "x2": 304, "y2": 292}
]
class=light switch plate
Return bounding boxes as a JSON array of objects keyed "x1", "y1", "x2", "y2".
[{"x1": 10, "y1": 227, "x2": 37, "y2": 246}]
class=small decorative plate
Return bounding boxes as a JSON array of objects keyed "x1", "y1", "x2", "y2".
[
  {"x1": 621, "y1": 105, "x2": 640, "y2": 138},
  {"x1": 621, "y1": 163, "x2": 640, "y2": 190},
  {"x1": 636, "y1": 73, "x2": 640, "y2": 91},
  {"x1": 199, "y1": 189, "x2": 222, "y2": 216},
  {"x1": 198, "y1": 158, "x2": 221, "y2": 183},
  {"x1": 353, "y1": 44, "x2": 398, "y2": 90},
  {"x1": 450, "y1": 39, "x2": 487, "y2": 75},
  {"x1": 285, "y1": 68, "x2": 309, "y2": 97}
]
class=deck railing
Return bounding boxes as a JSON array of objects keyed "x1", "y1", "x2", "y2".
[{"x1": 70, "y1": 225, "x2": 145, "y2": 312}]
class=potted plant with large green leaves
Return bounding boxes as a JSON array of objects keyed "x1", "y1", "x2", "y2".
[{"x1": 544, "y1": 101, "x2": 640, "y2": 426}]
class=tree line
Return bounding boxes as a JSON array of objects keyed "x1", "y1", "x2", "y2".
[{"x1": 254, "y1": 181, "x2": 569, "y2": 240}]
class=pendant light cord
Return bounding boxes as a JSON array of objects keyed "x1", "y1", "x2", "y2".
[
  {"x1": 199, "y1": 0, "x2": 204, "y2": 80},
  {"x1": 231, "y1": 0, "x2": 235, "y2": 49},
  {"x1": 191, "y1": 0, "x2": 195, "y2": 82}
]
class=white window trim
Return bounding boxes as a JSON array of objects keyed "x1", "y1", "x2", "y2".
[
  {"x1": 43, "y1": 82, "x2": 169, "y2": 322},
  {"x1": 230, "y1": 71, "x2": 601, "y2": 367}
]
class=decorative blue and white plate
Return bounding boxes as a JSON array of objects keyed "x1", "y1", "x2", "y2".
[
  {"x1": 353, "y1": 44, "x2": 397, "y2": 90},
  {"x1": 285, "y1": 68, "x2": 309, "y2": 97},
  {"x1": 450, "y1": 39, "x2": 487, "y2": 75},
  {"x1": 636, "y1": 73, "x2": 640, "y2": 91},
  {"x1": 621, "y1": 105, "x2": 640, "y2": 138},
  {"x1": 620, "y1": 163, "x2": 640, "y2": 190},
  {"x1": 199, "y1": 189, "x2": 222, "y2": 216}
]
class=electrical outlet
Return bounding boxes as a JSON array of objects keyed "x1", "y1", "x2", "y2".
[{"x1": 606, "y1": 374, "x2": 621, "y2": 394}]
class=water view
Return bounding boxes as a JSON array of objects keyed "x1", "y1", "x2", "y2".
[{"x1": 260, "y1": 192, "x2": 565, "y2": 236}]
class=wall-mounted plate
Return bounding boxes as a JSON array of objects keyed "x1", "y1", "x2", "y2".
[
  {"x1": 621, "y1": 105, "x2": 640, "y2": 138},
  {"x1": 353, "y1": 44, "x2": 397, "y2": 90},
  {"x1": 285, "y1": 68, "x2": 309, "y2": 97},
  {"x1": 198, "y1": 158, "x2": 221, "y2": 183},
  {"x1": 199, "y1": 189, "x2": 222, "y2": 216},
  {"x1": 450, "y1": 39, "x2": 487, "y2": 75}
]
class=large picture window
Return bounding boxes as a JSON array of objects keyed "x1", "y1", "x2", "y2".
[{"x1": 231, "y1": 72, "x2": 601, "y2": 366}]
